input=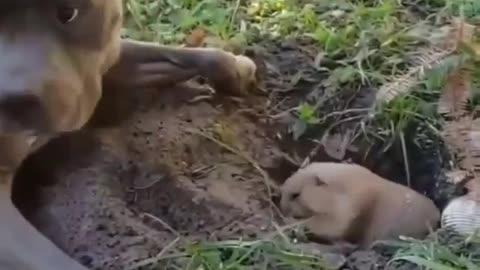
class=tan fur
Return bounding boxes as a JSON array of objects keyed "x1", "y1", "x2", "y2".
[
  {"x1": 280, "y1": 162, "x2": 440, "y2": 248},
  {"x1": 0, "y1": 1, "x2": 257, "y2": 269}
]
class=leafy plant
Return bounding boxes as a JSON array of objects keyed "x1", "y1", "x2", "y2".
[
  {"x1": 290, "y1": 103, "x2": 321, "y2": 140},
  {"x1": 123, "y1": 0, "x2": 238, "y2": 43},
  {"x1": 180, "y1": 239, "x2": 331, "y2": 270},
  {"x1": 386, "y1": 231, "x2": 480, "y2": 270}
]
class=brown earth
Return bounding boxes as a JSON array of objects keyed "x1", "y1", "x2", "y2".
[{"x1": 10, "y1": 38, "x2": 462, "y2": 270}]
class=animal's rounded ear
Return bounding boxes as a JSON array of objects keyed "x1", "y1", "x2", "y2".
[{"x1": 315, "y1": 176, "x2": 327, "y2": 186}]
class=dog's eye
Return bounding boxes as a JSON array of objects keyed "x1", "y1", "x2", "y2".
[
  {"x1": 290, "y1": 193, "x2": 300, "y2": 200},
  {"x1": 56, "y1": 6, "x2": 79, "y2": 24}
]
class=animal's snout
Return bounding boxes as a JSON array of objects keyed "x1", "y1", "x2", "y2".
[
  {"x1": 0, "y1": 92, "x2": 48, "y2": 132},
  {"x1": 0, "y1": 31, "x2": 62, "y2": 133}
]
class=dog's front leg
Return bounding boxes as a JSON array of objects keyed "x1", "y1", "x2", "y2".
[
  {"x1": 0, "y1": 137, "x2": 88, "y2": 270},
  {"x1": 103, "y1": 39, "x2": 255, "y2": 95}
]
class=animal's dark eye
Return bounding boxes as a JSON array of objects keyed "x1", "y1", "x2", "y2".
[
  {"x1": 56, "y1": 6, "x2": 79, "y2": 24},
  {"x1": 291, "y1": 193, "x2": 300, "y2": 200},
  {"x1": 315, "y1": 176, "x2": 327, "y2": 186}
]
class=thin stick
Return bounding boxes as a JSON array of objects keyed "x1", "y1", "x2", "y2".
[
  {"x1": 399, "y1": 131, "x2": 411, "y2": 187},
  {"x1": 132, "y1": 177, "x2": 164, "y2": 190},
  {"x1": 126, "y1": 237, "x2": 181, "y2": 270},
  {"x1": 229, "y1": 0, "x2": 242, "y2": 31},
  {"x1": 140, "y1": 213, "x2": 180, "y2": 237}
]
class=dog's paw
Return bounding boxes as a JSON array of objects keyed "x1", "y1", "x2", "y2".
[{"x1": 200, "y1": 49, "x2": 259, "y2": 96}]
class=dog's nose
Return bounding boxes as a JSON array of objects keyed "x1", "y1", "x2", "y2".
[
  {"x1": 0, "y1": 92, "x2": 47, "y2": 131},
  {"x1": 0, "y1": 28, "x2": 57, "y2": 133}
]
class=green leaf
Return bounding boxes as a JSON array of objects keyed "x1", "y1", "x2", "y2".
[
  {"x1": 331, "y1": 66, "x2": 357, "y2": 84},
  {"x1": 390, "y1": 256, "x2": 459, "y2": 270}
]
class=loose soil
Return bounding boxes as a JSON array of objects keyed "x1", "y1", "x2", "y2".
[{"x1": 11, "y1": 38, "x2": 464, "y2": 270}]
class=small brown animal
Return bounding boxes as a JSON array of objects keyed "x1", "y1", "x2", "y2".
[
  {"x1": 0, "y1": 1, "x2": 256, "y2": 269},
  {"x1": 280, "y1": 162, "x2": 440, "y2": 248}
]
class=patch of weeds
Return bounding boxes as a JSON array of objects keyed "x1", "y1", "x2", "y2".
[
  {"x1": 358, "y1": 2, "x2": 480, "y2": 130},
  {"x1": 243, "y1": 0, "x2": 480, "y2": 153},
  {"x1": 247, "y1": 0, "x2": 308, "y2": 38},
  {"x1": 261, "y1": 0, "x2": 448, "y2": 141},
  {"x1": 290, "y1": 103, "x2": 321, "y2": 140},
  {"x1": 151, "y1": 237, "x2": 335, "y2": 270},
  {"x1": 445, "y1": 0, "x2": 480, "y2": 20},
  {"x1": 384, "y1": 229, "x2": 480, "y2": 270},
  {"x1": 122, "y1": 0, "x2": 480, "y2": 148},
  {"x1": 371, "y1": 95, "x2": 440, "y2": 150},
  {"x1": 365, "y1": 51, "x2": 460, "y2": 151},
  {"x1": 123, "y1": 0, "x2": 240, "y2": 44}
]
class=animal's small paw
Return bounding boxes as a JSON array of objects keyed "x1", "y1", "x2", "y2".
[{"x1": 200, "y1": 49, "x2": 259, "y2": 96}]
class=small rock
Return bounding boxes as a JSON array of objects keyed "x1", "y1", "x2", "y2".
[
  {"x1": 78, "y1": 255, "x2": 94, "y2": 268},
  {"x1": 106, "y1": 239, "x2": 120, "y2": 248}
]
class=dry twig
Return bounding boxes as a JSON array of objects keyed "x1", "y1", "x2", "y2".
[{"x1": 126, "y1": 237, "x2": 181, "y2": 270}]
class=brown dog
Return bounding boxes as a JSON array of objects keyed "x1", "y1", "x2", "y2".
[
  {"x1": 280, "y1": 162, "x2": 440, "y2": 248},
  {"x1": 0, "y1": 1, "x2": 257, "y2": 269}
]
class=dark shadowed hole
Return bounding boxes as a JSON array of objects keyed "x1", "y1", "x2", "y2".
[{"x1": 12, "y1": 131, "x2": 101, "y2": 217}]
